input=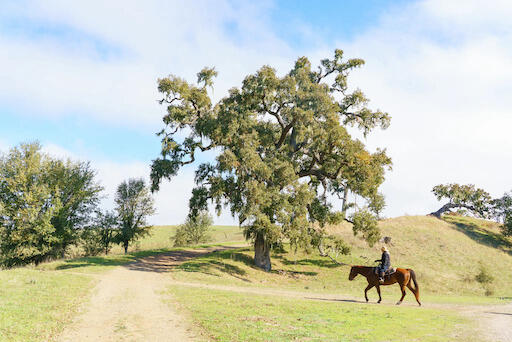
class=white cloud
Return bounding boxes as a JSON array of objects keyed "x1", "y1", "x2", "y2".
[
  {"x1": 333, "y1": 0, "x2": 512, "y2": 216},
  {"x1": 0, "y1": 0, "x2": 294, "y2": 129}
]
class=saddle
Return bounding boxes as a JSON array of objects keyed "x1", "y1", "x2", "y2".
[{"x1": 374, "y1": 267, "x2": 396, "y2": 276}]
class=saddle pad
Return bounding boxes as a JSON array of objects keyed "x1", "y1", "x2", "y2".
[{"x1": 386, "y1": 267, "x2": 396, "y2": 275}]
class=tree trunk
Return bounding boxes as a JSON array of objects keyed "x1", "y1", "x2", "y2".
[
  {"x1": 124, "y1": 241, "x2": 129, "y2": 254},
  {"x1": 429, "y1": 203, "x2": 455, "y2": 218},
  {"x1": 254, "y1": 232, "x2": 271, "y2": 271},
  {"x1": 341, "y1": 187, "x2": 349, "y2": 214}
]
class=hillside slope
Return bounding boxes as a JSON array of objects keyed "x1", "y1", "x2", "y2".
[
  {"x1": 330, "y1": 215, "x2": 512, "y2": 296},
  {"x1": 172, "y1": 215, "x2": 512, "y2": 298}
]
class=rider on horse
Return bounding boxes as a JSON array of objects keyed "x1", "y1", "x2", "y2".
[{"x1": 375, "y1": 246, "x2": 391, "y2": 283}]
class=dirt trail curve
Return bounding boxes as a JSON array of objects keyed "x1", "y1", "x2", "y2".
[
  {"x1": 58, "y1": 247, "x2": 236, "y2": 342},
  {"x1": 59, "y1": 247, "x2": 512, "y2": 342}
]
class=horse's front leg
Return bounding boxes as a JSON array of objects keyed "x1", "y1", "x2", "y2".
[
  {"x1": 364, "y1": 284, "x2": 374, "y2": 302},
  {"x1": 376, "y1": 285, "x2": 382, "y2": 303}
]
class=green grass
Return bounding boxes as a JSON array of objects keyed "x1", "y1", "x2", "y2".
[
  {"x1": 0, "y1": 225, "x2": 244, "y2": 341},
  {"x1": 105, "y1": 224, "x2": 244, "y2": 254},
  {"x1": 0, "y1": 268, "x2": 92, "y2": 342},
  {"x1": 167, "y1": 285, "x2": 476, "y2": 342}
]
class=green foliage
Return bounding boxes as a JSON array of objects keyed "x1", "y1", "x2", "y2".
[
  {"x1": 115, "y1": 178, "x2": 155, "y2": 253},
  {"x1": 431, "y1": 183, "x2": 492, "y2": 218},
  {"x1": 172, "y1": 211, "x2": 213, "y2": 247},
  {"x1": 81, "y1": 211, "x2": 119, "y2": 256},
  {"x1": 0, "y1": 142, "x2": 102, "y2": 267},
  {"x1": 151, "y1": 50, "x2": 391, "y2": 268},
  {"x1": 0, "y1": 143, "x2": 61, "y2": 267},
  {"x1": 351, "y1": 209, "x2": 380, "y2": 246},
  {"x1": 492, "y1": 192, "x2": 512, "y2": 237},
  {"x1": 46, "y1": 158, "x2": 103, "y2": 257}
]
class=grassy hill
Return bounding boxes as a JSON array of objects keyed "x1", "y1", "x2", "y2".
[{"x1": 170, "y1": 215, "x2": 512, "y2": 300}]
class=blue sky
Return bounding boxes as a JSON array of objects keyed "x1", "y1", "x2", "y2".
[
  {"x1": 0, "y1": 0, "x2": 403, "y2": 164},
  {"x1": 1, "y1": 0, "x2": 511, "y2": 224}
]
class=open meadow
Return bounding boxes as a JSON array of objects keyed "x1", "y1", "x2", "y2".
[{"x1": 1, "y1": 216, "x2": 511, "y2": 341}]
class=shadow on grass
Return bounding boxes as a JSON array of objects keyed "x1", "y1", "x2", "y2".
[
  {"x1": 485, "y1": 312, "x2": 512, "y2": 316},
  {"x1": 280, "y1": 258, "x2": 342, "y2": 269},
  {"x1": 176, "y1": 249, "x2": 253, "y2": 282},
  {"x1": 271, "y1": 269, "x2": 318, "y2": 277},
  {"x1": 55, "y1": 256, "x2": 132, "y2": 270},
  {"x1": 444, "y1": 217, "x2": 512, "y2": 255},
  {"x1": 178, "y1": 260, "x2": 251, "y2": 282},
  {"x1": 305, "y1": 297, "x2": 366, "y2": 304},
  {"x1": 54, "y1": 248, "x2": 174, "y2": 270}
]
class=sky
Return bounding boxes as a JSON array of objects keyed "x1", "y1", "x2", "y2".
[{"x1": 1, "y1": 0, "x2": 511, "y2": 225}]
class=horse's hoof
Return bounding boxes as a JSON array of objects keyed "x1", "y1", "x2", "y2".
[
  {"x1": 396, "y1": 301, "x2": 402, "y2": 305},
  {"x1": 377, "y1": 301, "x2": 381, "y2": 304}
]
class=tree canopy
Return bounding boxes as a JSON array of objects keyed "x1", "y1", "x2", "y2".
[
  {"x1": 0, "y1": 142, "x2": 102, "y2": 266},
  {"x1": 492, "y1": 192, "x2": 512, "y2": 237},
  {"x1": 429, "y1": 183, "x2": 492, "y2": 218},
  {"x1": 151, "y1": 49, "x2": 392, "y2": 270}
]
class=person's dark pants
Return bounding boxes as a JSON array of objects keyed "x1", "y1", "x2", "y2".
[{"x1": 378, "y1": 266, "x2": 389, "y2": 279}]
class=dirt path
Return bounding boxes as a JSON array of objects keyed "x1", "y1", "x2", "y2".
[
  {"x1": 59, "y1": 248, "x2": 512, "y2": 342},
  {"x1": 58, "y1": 248, "x2": 235, "y2": 342}
]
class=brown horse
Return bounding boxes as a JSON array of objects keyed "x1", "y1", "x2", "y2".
[{"x1": 348, "y1": 266, "x2": 421, "y2": 306}]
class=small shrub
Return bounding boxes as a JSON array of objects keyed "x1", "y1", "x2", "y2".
[
  {"x1": 484, "y1": 286, "x2": 494, "y2": 296},
  {"x1": 173, "y1": 212, "x2": 213, "y2": 247},
  {"x1": 80, "y1": 227, "x2": 104, "y2": 256},
  {"x1": 475, "y1": 265, "x2": 494, "y2": 284}
]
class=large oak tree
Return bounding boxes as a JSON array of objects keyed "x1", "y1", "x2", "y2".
[{"x1": 151, "y1": 50, "x2": 391, "y2": 270}]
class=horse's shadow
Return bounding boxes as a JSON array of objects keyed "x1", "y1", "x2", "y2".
[{"x1": 305, "y1": 297, "x2": 367, "y2": 304}]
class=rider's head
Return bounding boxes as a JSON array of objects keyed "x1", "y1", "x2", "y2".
[{"x1": 381, "y1": 246, "x2": 388, "y2": 252}]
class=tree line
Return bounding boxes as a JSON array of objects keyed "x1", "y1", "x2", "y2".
[{"x1": 0, "y1": 142, "x2": 155, "y2": 268}]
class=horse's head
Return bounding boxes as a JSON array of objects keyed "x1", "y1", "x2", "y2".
[{"x1": 348, "y1": 266, "x2": 358, "y2": 280}]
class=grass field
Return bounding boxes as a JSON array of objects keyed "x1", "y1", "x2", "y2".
[
  {"x1": 0, "y1": 268, "x2": 92, "y2": 341},
  {"x1": 106, "y1": 224, "x2": 244, "y2": 254},
  {"x1": 1, "y1": 216, "x2": 511, "y2": 341},
  {"x1": 167, "y1": 285, "x2": 474, "y2": 342},
  {"x1": 0, "y1": 225, "x2": 241, "y2": 341}
]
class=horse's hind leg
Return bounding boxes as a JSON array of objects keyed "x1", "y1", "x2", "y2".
[
  {"x1": 407, "y1": 283, "x2": 421, "y2": 306},
  {"x1": 364, "y1": 284, "x2": 374, "y2": 302},
  {"x1": 396, "y1": 284, "x2": 406, "y2": 305},
  {"x1": 376, "y1": 285, "x2": 382, "y2": 303}
]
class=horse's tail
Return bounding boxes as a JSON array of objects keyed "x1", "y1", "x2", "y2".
[{"x1": 408, "y1": 269, "x2": 419, "y2": 291}]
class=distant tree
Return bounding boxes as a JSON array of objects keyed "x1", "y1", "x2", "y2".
[
  {"x1": 81, "y1": 210, "x2": 119, "y2": 256},
  {"x1": 429, "y1": 183, "x2": 492, "y2": 218},
  {"x1": 491, "y1": 192, "x2": 512, "y2": 237},
  {"x1": 0, "y1": 143, "x2": 62, "y2": 266},
  {"x1": 150, "y1": 49, "x2": 391, "y2": 271},
  {"x1": 115, "y1": 178, "x2": 155, "y2": 254},
  {"x1": 173, "y1": 211, "x2": 213, "y2": 247}
]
